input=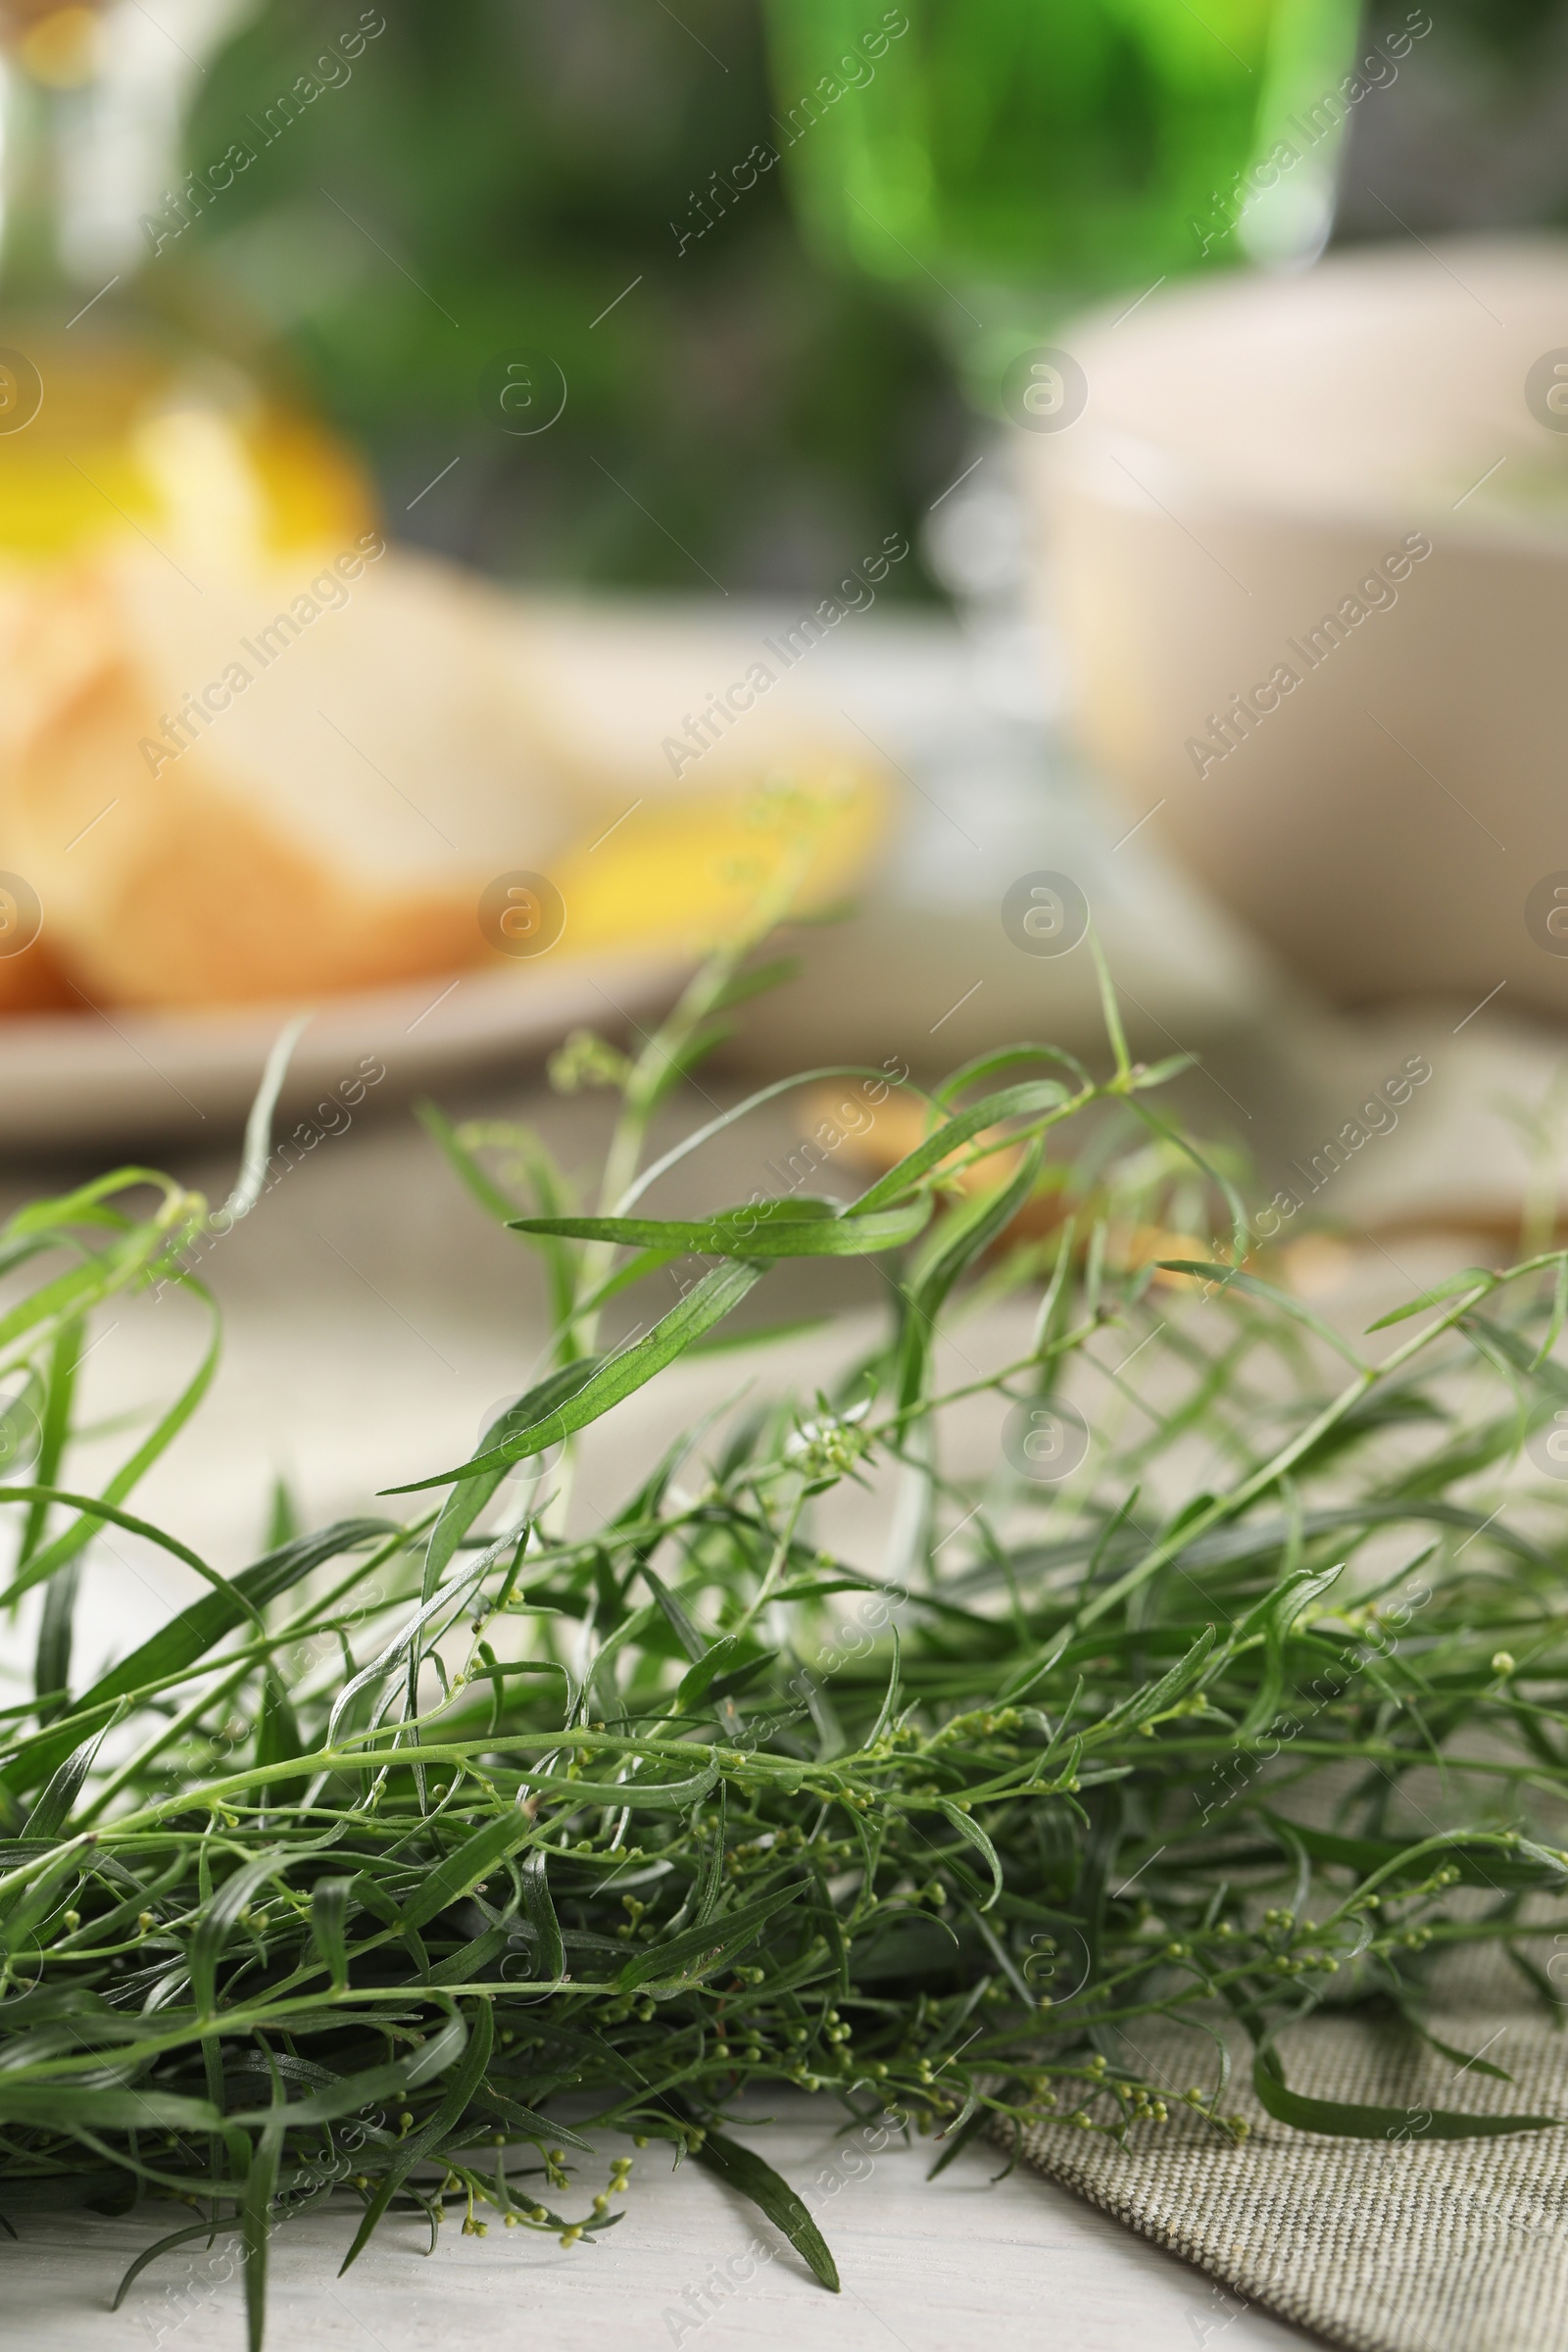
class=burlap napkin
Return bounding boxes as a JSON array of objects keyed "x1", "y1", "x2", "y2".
[{"x1": 1009, "y1": 2004, "x2": 1568, "y2": 2352}]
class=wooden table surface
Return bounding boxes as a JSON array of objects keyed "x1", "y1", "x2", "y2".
[{"x1": 5, "y1": 2101, "x2": 1308, "y2": 2350}]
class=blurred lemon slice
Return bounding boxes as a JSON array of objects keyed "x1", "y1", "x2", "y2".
[{"x1": 545, "y1": 762, "x2": 890, "y2": 961}]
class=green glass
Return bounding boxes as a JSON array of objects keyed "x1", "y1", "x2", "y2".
[{"x1": 762, "y1": 0, "x2": 1364, "y2": 387}]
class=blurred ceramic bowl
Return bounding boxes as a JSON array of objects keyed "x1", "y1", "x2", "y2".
[{"x1": 1019, "y1": 237, "x2": 1568, "y2": 1013}]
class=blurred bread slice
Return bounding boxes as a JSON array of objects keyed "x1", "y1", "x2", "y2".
[
  {"x1": 0, "y1": 575, "x2": 73, "y2": 1008},
  {"x1": 0, "y1": 935, "x2": 75, "y2": 1011},
  {"x1": 3, "y1": 543, "x2": 890, "y2": 1008},
  {"x1": 3, "y1": 541, "x2": 581, "y2": 1007}
]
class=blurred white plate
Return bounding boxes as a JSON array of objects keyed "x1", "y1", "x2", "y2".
[
  {"x1": 0, "y1": 948, "x2": 688, "y2": 1153},
  {"x1": 0, "y1": 596, "x2": 1279, "y2": 1155}
]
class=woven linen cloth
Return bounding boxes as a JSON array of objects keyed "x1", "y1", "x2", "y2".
[{"x1": 1008, "y1": 2004, "x2": 1568, "y2": 2352}]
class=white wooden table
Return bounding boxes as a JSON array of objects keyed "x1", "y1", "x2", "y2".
[{"x1": 5, "y1": 2101, "x2": 1305, "y2": 2350}]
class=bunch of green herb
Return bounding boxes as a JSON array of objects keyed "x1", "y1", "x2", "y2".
[{"x1": 1, "y1": 933, "x2": 1567, "y2": 2350}]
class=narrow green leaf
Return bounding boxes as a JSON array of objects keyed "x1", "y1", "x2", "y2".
[
  {"x1": 4, "y1": 1517, "x2": 396, "y2": 1796},
  {"x1": 520, "y1": 1849, "x2": 564, "y2": 1983},
  {"x1": 190, "y1": 1853, "x2": 290, "y2": 2018},
  {"x1": 426, "y1": 1925, "x2": 508, "y2": 1986},
  {"x1": 897, "y1": 1139, "x2": 1046, "y2": 1410},
  {"x1": 228, "y1": 2061, "x2": 413, "y2": 2130},
  {"x1": 1252, "y1": 2046, "x2": 1559, "y2": 2140},
  {"x1": 481, "y1": 2088, "x2": 593, "y2": 2149},
  {"x1": 405, "y1": 2010, "x2": 469, "y2": 2086},
  {"x1": 386, "y1": 1262, "x2": 764, "y2": 1492},
  {"x1": 927, "y1": 2099, "x2": 990, "y2": 2178},
  {"x1": 615, "y1": 1883, "x2": 805, "y2": 1993},
  {"x1": 0, "y1": 1485, "x2": 242, "y2": 1621},
  {"x1": 1095, "y1": 1628, "x2": 1217, "y2": 1740},
  {"x1": 243, "y1": 2099, "x2": 282, "y2": 2352},
  {"x1": 866, "y1": 1626, "x2": 903, "y2": 1748},
  {"x1": 509, "y1": 1197, "x2": 931, "y2": 1257},
  {"x1": 675, "y1": 1637, "x2": 775, "y2": 1711},
  {"x1": 1258, "y1": 1814, "x2": 1566, "y2": 1892},
  {"x1": 0, "y1": 2086, "x2": 221, "y2": 2130},
  {"x1": 933, "y1": 1800, "x2": 1003, "y2": 1910},
  {"x1": 328, "y1": 1538, "x2": 507, "y2": 1747},
  {"x1": 21, "y1": 1707, "x2": 121, "y2": 1840},
  {"x1": 310, "y1": 1877, "x2": 355, "y2": 1992},
  {"x1": 1532, "y1": 1253, "x2": 1568, "y2": 1369},
  {"x1": 1394, "y1": 2011, "x2": 1514, "y2": 2083},
  {"x1": 264, "y1": 1475, "x2": 301, "y2": 1551},
  {"x1": 851, "y1": 1083, "x2": 1067, "y2": 1217},
  {"x1": 689, "y1": 2126, "x2": 840, "y2": 2290},
  {"x1": 1132, "y1": 1052, "x2": 1196, "y2": 1089},
  {"x1": 416, "y1": 1100, "x2": 527, "y2": 1232},
  {"x1": 26, "y1": 1281, "x2": 223, "y2": 1594},
  {"x1": 339, "y1": 2002, "x2": 492, "y2": 2275},
  {"x1": 220, "y1": 1013, "x2": 312, "y2": 1226},
  {"x1": 1156, "y1": 1264, "x2": 1367, "y2": 1367},
  {"x1": 643, "y1": 1567, "x2": 708, "y2": 1663},
  {"x1": 114, "y1": 2222, "x2": 244, "y2": 2311},
  {"x1": 255, "y1": 1670, "x2": 303, "y2": 1794},
  {"x1": 1364, "y1": 1269, "x2": 1494, "y2": 1331},
  {"x1": 1087, "y1": 931, "x2": 1130, "y2": 1076},
  {"x1": 1235, "y1": 1567, "x2": 1343, "y2": 1741},
  {"x1": 421, "y1": 1360, "x2": 601, "y2": 1598},
  {"x1": 504, "y1": 1752, "x2": 720, "y2": 1813},
  {"x1": 401, "y1": 1809, "x2": 536, "y2": 1932},
  {"x1": 22, "y1": 1317, "x2": 82, "y2": 1641},
  {"x1": 934, "y1": 1045, "x2": 1088, "y2": 1105},
  {"x1": 613, "y1": 1065, "x2": 918, "y2": 1217}
]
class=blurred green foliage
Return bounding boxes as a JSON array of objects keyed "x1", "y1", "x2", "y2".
[
  {"x1": 1338, "y1": 0, "x2": 1568, "y2": 243},
  {"x1": 1360, "y1": 0, "x2": 1561, "y2": 67},
  {"x1": 175, "y1": 0, "x2": 959, "y2": 594}
]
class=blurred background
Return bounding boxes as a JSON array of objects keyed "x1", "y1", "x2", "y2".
[
  {"x1": 3, "y1": 0, "x2": 1568, "y2": 1103},
  {"x1": 6, "y1": 0, "x2": 1568, "y2": 1605},
  {"x1": 173, "y1": 0, "x2": 1568, "y2": 591}
]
